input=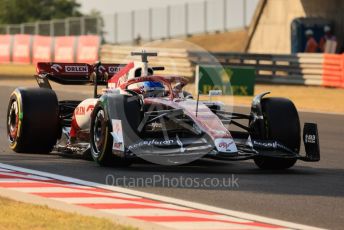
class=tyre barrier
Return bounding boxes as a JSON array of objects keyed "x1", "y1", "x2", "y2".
[{"x1": 322, "y1": 54, "x2": 344, "y2": 88}]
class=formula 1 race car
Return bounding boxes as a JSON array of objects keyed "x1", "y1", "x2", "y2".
[{"x1": 6, "y1": 51, "x2": 320, "y2": 169}]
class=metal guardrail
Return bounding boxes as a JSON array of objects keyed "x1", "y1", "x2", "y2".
[
  {"x1": 0, "y1": 16, "x2": 101, "y2": 36},
  {"x1": 189, "y1": 51, "x2": 324, "y2": 85},
  {"x1": 109, "y1": 0, "x2": 252, "y2": 44}
]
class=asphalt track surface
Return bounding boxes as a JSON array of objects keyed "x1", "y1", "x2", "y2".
[{"x1": 0, "y1": 84, "x2": 343, "y2": 229}]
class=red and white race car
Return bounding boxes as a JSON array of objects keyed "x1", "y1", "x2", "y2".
[{"x1": 7, "y1": 51, "x2": 320, "y2": 169}]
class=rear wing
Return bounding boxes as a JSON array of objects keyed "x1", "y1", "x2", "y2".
[{"x1": 36, "y1": 62, "x2": 125, "y2": 85}]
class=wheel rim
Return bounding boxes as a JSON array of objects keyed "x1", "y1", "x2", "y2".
[
  {"x1": 7, "y1": 100, "x2": 19, "y2": 143},
  {"x1": 92, "y1": 109, "x2": 106, "y2": 157}
]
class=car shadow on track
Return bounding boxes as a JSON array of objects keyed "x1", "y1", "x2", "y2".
[{"x1": 98, "y1": 159, "x2": 344, "y2": 197}]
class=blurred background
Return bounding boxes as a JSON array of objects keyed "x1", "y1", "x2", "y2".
[
  {"x1": 0, "y1": 0, "x2": 343, "y2": 112},
  {"x1": 1, "y1": 0, "x2": 343, "y2": 53},
  {"x1": 0, "y1": 0, "x2": 258, "y2": 45}
]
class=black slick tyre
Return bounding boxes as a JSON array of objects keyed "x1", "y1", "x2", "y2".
[
  {"x1": 7, "y1": 88, "x2": 59, "y2": 153},
  {"x1": 253, "y1": 97, "x2": 300, "y2": 170}
]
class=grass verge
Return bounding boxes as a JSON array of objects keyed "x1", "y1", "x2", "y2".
[
  {"x1": 0, "y1": 196, "x2": 136, "y2": 230},
  {"x1": 147, "y1": 29, "x2": 248, "y2": 51},
  {"x1": 0, "y1": 64, "x2": 35, "y2": 78},
  {"x1": 184, "y1": 83, "x2": 344, "y2": 114}
]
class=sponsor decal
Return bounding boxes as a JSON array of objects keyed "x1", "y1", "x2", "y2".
[
  {"x1": 218, "y1": 141, "x2": 232, "y2": 149},
  {"x1": 65, "y1": 65, "x2": 88, "y2": 73},
  {"x1": 98, "y1": 65, "x2": 106, "y2": 73},
  {"x1": 253, "y1": 140, "x2": 277, "y2": 149},
  {"x1": 305, "y1": 134, "x2": 316, "y2": 144},
  {"x1": 111, "y1": 119, "x2": 124, "y2": 151},
  {"x1": 75, "y1": 106, "x2": 85, "y2": 115},
  {"x1": 128, "y1": 139, "x2": 175, "y2": 151},
  {"x1": 51, "y1": 64, "x2": 62, "y2": 72},
  {"x1": 215, "y1": 138, "x2": 237, "y2": 153},
  {"x1": 75, "y1": 105, "x2": 94, "y2": 116},
  {"x1": 252, "y1": 140, "x2": 292, "y2": 152},
  {"x1": 86, "y1": 105, "x2": 94, "y2": 112},
  {"x1": 108, "y1": 66, "x2": 121, "y2": 74},
  {"x1": 97, "y1": 66, "x2": 121, "y2": 74}
]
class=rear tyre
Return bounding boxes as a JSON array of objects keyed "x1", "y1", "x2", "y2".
[
  {"x1": 253, "y1": 97, "x2": 300, "y2": 170},
  {"x1": 7, "y1": 88, "x2": 59, "y2": 153},
  {"x1": 90, "y1": 95, "x2": 141, "y2": 167}
]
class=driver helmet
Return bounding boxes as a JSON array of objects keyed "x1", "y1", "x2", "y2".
[{"x1": 142, "y1": 81, "x2": 165, "y2": 97}]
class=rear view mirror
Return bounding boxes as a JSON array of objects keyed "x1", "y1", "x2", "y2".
[
  {"x1": 208, "y1": 90, "x2": 222, "y2": 101},
  {"x1": 209, "y1": 90, "x2": 222, "y2": 96}
]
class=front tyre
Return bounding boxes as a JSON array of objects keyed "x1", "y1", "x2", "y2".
[
  {"x1": 253, "y1": 97, "x2": 300, "y2": 170},
  {"x1": 90, "y1": 105, "x2": 132, "y2": 167}
]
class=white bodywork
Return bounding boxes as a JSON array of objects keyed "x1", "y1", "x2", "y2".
[{"x1": 74, "y1": 98, "x2": 97, "y2": 130}]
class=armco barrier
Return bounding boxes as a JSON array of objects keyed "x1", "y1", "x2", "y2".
[
  {"x1": 32, "y1": 36, "x2": 53, "y2": 64},
  {"x1": 189, "y1": 51, "x2": 325, "y2": 86},
  {"x1": 12, "y1": 35, "x2": 31, "y2": 64},
  {"x1": 76, "y1": 35, "x2": 100, "y2": 63},
  {"x1": 54, "y1": 36, "x2": 76, "y2": 63}
]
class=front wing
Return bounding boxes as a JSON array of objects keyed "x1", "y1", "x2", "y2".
[{"x1": 122, "y1": 123, "x2": 320, "y2": 162}]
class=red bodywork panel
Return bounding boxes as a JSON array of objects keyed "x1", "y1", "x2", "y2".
[{"x1": 108, "y1": 62, "x2": 134, "y2": 87}]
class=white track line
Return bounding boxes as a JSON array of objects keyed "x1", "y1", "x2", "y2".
[{"x1": 0, "y1": 163, "x2": 324, "y2": 230}]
